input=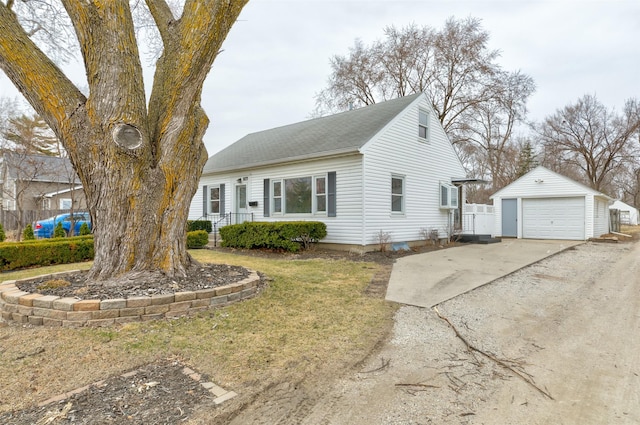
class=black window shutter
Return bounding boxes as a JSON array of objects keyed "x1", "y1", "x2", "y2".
[
  {"x1": 263, "y1": 179, "x2": 270, "y2": 217},
  {"x1": 202, "y1": 185, "x2": 208, "y2": 216},
  {"x1": 328, "y1": 171, "x2": 337, "y2": 217},
  {"x1": 219, "y1": 184, "x2": 226, "y2": 215}
]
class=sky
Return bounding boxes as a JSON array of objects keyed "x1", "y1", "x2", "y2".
[{"x1": 1, "y1": 0, "x2": 639, "y2": 157}]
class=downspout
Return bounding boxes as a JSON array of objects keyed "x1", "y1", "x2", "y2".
[{"x1": 361, "y1": 155, "x2": 367, "y2": 248}]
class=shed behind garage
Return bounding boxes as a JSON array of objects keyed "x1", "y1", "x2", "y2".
[
  {"x1": 609, "y1": 200, "x2": 639, "y2": 226},
  {"x1": 490, "y1": 166, "x2": 611, "y2": 240}
]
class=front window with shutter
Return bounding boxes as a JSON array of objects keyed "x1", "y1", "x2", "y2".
[
  {"x1": 270, "y1": 173, "x2": 333, "y2": 215},
  {"x1": 273, "y1": 181, "x2": 282, "y2": 213},
  {"x1": 209, "y1": 187, "x2": 220, "y2": 213},
  {"x1": 315, "y1": 177, "x2": 326, "y2": 212}
]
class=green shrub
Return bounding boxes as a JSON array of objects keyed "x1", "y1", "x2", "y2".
[
  {"x1": 0, "y1": 223, "x2": 5, "y2": 242},
  {"x1": 79, "y1": 222, "x2": 91, "y2": 236},
  {"x1": 187, "y1": 220, "x2": 212, "y2": 233},
  {"x1": 219, "y1": 221, "x2": 327, "y2": 252},
  {"x1": 22, "y1": 224, "x2": 35, "y2": 240},
  {"x1": 54, "y1": 222, "x2": 66, "y2": 238},
  {"x1": 0, "y1": 236, "x2": 94, "y2": 271},
  {"x1": 187, "y1": 230, "x2": 209, "y2": 249},
  {"x1": 11, "y1": 235, "x2": 94, "y2": 245}
]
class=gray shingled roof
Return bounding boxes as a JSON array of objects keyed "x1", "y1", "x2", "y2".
[
  {"x1": 203, "y1": 93, "x2": 423, "y2": 173},
  {"x1": 2, "y1": 152, "x2": 80, "y2": 184}
]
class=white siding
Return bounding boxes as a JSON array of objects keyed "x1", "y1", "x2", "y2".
[
  {"x1": 491, "y1": 166, "x2": 610, "y2": 240},
  {"x1": 188, "y1": 176, "x2": 233, "y2": 220},
  {"x1": 593, "y1": 197, "x2": 610, "y2": 237},
  {"x1": 190, "y1": 93, "x2": 467, "y2": 248},
  {"x1": 189, "y1": 155, "x2": 365, "y2": 244},
  {"x1": 360, "y1": 96, "x2": 466, "y2": 245}
]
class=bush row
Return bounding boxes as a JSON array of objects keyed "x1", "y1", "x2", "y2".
[
  {"x1": 0, "y1": 231, "x2": 210, "y2": 271},
  {"x1": 187, "y1": 220, "x2": 212, "y2": 233},
  {"x1": 0, "y1": 236, "x2": 95, "y2": 271},
  {"x1": 219, "y1": 221, "x2": 327, "y2": 252}
]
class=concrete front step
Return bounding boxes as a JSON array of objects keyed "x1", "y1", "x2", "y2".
[{"x1": 459, "y1": 234, "x2": 502, "y2": 244}]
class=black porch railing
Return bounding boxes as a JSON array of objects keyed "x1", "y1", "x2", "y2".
[{"x1": 202, "y1": 213, "x2": 254, "y2": 247}]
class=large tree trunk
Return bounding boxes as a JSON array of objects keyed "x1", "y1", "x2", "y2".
[
  {"x1": 0, "y1": 0, "x2": 248, "y2": 282},
  {"x1": 67, "y1": 105, "x2": 209, "y2": 280}
]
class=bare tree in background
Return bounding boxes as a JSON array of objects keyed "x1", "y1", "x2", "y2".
[
  {"x1": 313, "y1": 17, "x2": 504, "y2": 140},
  {"x1": 0, "y1": 1, "x2": 248, "y2": 283},
  {"x1": 537, "y1": 95, "x2": 640, "y2": 194},
  {"x1": 313, "y1": 17, "x2": 534, "y2": 193},
  {"x1": 611, "y1": 163, "x2": 640, "y2": 207},
  {"x1": 461, "y1": 70, "x2": 535, "y2": 191}
]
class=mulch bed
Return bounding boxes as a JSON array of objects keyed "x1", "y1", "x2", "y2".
[
  {"x1": 16, "y1": 264, "x2": 250, "y2": 300},
  {"x1": 0, "y1": 359, "x2": 216, "y2": 425}
]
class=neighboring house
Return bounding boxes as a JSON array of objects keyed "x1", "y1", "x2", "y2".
[
  {"x1": 188, "y1": 93, "x2": 469, "y2": 251},
  {"x1": 0, "y1": 152, "x2": 87, "y2": 225},
  {"x1": 609, "y1": 200, "x2": 639, "y2": 226},
  {"x1": 490, "y1": 166, "x2": 611, "y2": 240}
]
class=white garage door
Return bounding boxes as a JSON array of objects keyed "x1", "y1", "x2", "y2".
[{"x1": 522, "y1": 197, "x2": 585, "y2": 240}]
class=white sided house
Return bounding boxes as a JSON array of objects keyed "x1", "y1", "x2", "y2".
[
  {"x1": 490, "y1": 166, "x2": 611, "y2": 240},
  {"x1": 188, "y1": 93, "x2": 468, "y2": 251}
]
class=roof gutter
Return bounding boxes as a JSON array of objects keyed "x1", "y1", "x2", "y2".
[{"x1": 204, "y1": 148, "x2": 362, "y2": 175}]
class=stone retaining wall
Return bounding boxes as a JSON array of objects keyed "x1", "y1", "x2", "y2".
[{"x1": 0, "y1": 270, "x2": 261, "y2": 327}]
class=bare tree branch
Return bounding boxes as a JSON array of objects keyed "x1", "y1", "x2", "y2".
[
  {"x1": 0, "y1": 4, "x2": 85, "y2": 139},
  {"x1": 538, "y1": 94, "x2": 640, "y2": 193}
]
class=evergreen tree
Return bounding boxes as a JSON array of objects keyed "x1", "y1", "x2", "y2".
[
  {"x1": 54, "y1": 222, "x2": 66, "y2": 238},
  {"x1": 517, "y1": 142, "x2": 538, "y2": 177},
  {"x1": 22, "y1": 224, "x2": 35, "y2": 240},
  {"x1": 79, "y1": 222, "x2": 90, "y2": 236}
]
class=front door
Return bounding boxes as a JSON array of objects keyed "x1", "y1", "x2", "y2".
[
  {"x1": 235, "y1": 184, "x2": 247, "y2": 222},
  {"x1": 502, "y1": 198, "x2": 517, "y2": 237}
]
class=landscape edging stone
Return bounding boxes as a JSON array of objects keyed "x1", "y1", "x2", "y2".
[{"x1": 0, "y1": 270, "x2": 261, "y2": 327}]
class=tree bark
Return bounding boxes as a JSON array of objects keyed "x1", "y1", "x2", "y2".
[{"x1": 0, "y1": 0, "x2": 248, "y2": 282}]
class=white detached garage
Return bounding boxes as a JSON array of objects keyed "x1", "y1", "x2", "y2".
[{"x1": 490, "y1": 166, "x2": 611, "y2": 240}]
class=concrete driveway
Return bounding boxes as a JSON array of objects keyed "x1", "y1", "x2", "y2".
[{"x1": 385, "y1": 239, "x2": 582, "y2": 308}]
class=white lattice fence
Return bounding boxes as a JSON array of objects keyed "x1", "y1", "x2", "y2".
[{"x1": 462, "y1": 203, "x2": 495, "y2": 235}]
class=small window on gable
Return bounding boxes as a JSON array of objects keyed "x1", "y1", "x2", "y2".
[
  {"x1": 418, "y1": 109, "x2": 429, "y2": 140},
  {"x1": 391, "y1": 176, "x2": 405, "y2": 213}
]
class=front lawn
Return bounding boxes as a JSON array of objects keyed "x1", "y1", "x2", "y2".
[{"x1": 0, "y1": 250, "x2": 396, "y2": 415}]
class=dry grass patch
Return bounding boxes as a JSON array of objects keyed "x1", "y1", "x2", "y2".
[
  {"x1": 621, "y1": 224, "x2": 640, "y2": 237},
  {"x1": 0, "y1": 250, "x2": 396, "y2": 415}
]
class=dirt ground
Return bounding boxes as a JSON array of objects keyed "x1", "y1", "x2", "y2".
[{"x1": 223, "y1": 240, "x2": 640, "y2": 425}]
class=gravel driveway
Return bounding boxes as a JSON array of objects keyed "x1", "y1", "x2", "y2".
[{"x1": 227, "y1": 240, "x2": 640, "y2": 424}]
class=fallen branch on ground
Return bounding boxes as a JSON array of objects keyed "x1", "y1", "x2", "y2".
[
  {"x1": 360, "y1": 357, "x2": 391, "y2": 374},
  {"x1": 433, "y1": 307, "x2": 554, "y2": 400},
  {"x1": 15, "y1": 347, "x2": 45, "y2": 360},
  {"x1": 396, "y1": 382, "x2": 440, "y2": 395},
  {"x1": 395, "y1": 383, "x2": 439, "y2": 388}
]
